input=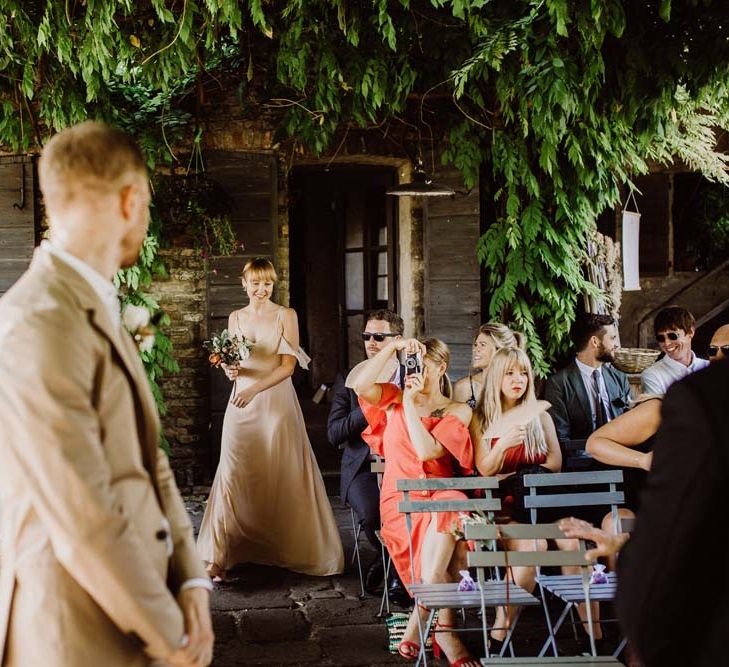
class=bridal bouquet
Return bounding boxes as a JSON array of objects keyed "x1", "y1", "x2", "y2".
[{"x1": 203, "y1": 329, "x2": 253, "y2": 367}]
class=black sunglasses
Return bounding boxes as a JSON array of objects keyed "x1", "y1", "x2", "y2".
[
  {"x1": 361, "y1": 332, "x2": 398, "y2": 342},
  {"x1": 656, "y1": 331, "x2": 681, "y2": 343},
  {"x1": 709, "y1": 344, "x2": 729, "y2": 357}
]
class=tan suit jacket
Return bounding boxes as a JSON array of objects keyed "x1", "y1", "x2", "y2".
[{"x1": 0, "y1": 247, "x2": 207, "y2": 666}]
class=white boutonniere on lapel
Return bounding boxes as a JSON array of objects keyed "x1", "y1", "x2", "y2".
[{"x1": 122, "y1": 304, "x2": 156, "y2": 354}]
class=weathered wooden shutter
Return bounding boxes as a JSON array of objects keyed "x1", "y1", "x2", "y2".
[
  {"x1": 423, "y1": 165, "x2": 481, "y2": 381},
  {"x1": 205, "y1": 151, "x2": 278, "y2": 466},
  {"x1": 0, "y1": 156, "x2": 36, "y2": 297}
]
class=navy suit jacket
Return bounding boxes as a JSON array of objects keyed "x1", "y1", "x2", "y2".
[
  {"x1": 327, "y1": 372, "x2": 370, "y2": 501},
  {"x1": 543, "y1": 359, "x2": 631, "y2": 450},
  {"x1": 326, "y1": 367, "x2": 403, "y2": 501}
]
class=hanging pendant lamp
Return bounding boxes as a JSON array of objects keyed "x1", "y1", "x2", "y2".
[{"x1": 386, "y1": 158, "x2": 454, "y2": 198}]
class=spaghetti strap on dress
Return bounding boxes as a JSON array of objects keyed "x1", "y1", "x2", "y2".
[{"x1": 197, "y1": 307, "x2": 344, "y2": 576}]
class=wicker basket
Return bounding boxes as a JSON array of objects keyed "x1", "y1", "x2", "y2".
[{"x1": 613, "y1": 348, "x2": 660, "y2": 374}]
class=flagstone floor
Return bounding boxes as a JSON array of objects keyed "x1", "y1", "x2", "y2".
[
  {"x1": 186, "y1": 500, "x2": 628, "y2": 667},
  {"x1": 188, "y1": 393, "x2": 628, "y2": 666}
]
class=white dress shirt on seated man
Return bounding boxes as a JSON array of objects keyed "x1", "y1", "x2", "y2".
[{"x1": 641, "y1": 351, "x2": 709, "y2": 396}]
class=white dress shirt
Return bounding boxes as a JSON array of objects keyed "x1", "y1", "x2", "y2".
[
  {"x1": 575, "y1": 358, "x2": 613, "y2": 429},
  {"x1": 641, "y1": 351, "x2": 709, "y2": 396}
]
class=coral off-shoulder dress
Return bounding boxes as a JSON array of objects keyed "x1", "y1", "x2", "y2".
[{"x1": 360, "y1": 383, "x2": 474, "y2": 589}]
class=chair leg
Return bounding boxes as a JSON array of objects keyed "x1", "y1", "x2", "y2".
[
  {"x1": 613, "y1": 637, "x2": 628, "y2": 658},
  {"x1": 500, "y1": 606, "x2": 524, "y2": 657},
  {"x1": 538, "y1": 585, "x2": 568, "y2": 657},
  {"x1": 376, "y1": 530, "x2": 391, "y2": 617},
  {"x1": 569, "y1": 605, "x2": 580, "y2": 640},
  {"x1": 415, "y1": 607, "x2": 436, "y2": 667},
  {"x1": 350, "y1": 507, "x2": 365, "y2": 598}
]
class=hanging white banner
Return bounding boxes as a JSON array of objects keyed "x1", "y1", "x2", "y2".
[{"x1": 622, "y1": 209, "x2": 641, "y2": 291}]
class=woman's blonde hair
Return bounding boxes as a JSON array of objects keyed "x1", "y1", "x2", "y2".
[
  {"x1": 421, "y1": 337, "x2": 453, "y2": 399},
  {"x1": 241, "y1": 257, "x2": 277, "y2": 283},
  {"x1": 475, "y1": 322, "x2": 526, "y2": 353},
  {"x1": 474, "y1": 347, "x2": 547, "y2": 460}
]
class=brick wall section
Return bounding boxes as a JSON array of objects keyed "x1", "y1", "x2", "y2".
[{"x1": 151, "y1": 248, "x2": 210, "y2": 493}]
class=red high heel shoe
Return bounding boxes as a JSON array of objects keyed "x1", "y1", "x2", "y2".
[
  {"x1": 432, "y1": 622, "x2": 478, "y2": 667},
  {"x1": 398, "y1": 604, "x2": 432, "y2": 662},
  {"x1": 397, "y1": 640, "x2": 420, "y2": 662}
]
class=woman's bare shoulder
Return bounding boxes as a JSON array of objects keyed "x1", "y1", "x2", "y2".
[{"x1": 445, "y1": 400, "x2": 473, "y2": 427}]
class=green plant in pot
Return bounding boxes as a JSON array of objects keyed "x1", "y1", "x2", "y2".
[{"x1": 155, "y1": 174, "x2": 238, "y2": 256}]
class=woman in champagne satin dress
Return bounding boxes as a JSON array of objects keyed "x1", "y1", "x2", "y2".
[{"x1": 197, "y1": 258, "x2": 343, "y2": 580}]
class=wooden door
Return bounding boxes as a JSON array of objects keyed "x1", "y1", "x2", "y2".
[
  {"x1": 0, "y1": 156, "x2": 36, "y2": 297},
  {"x1": 205, "y1": 151, "x2": 278, "y2": 468}
]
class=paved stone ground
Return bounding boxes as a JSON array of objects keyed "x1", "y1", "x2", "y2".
[
  {"x1": 187, "y1": 500, "x2": 628, "y2": 667},
  {"x1": 189, "y1": 394, "x2": 628, "y2": 666}
]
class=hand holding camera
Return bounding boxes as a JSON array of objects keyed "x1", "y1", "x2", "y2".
[{"x1": 399, "y1": 339, "x2": 427, "y2": 401}]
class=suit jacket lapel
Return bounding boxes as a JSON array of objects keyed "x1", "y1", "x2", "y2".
[
  {"x1": 41, "y1": 248, "x2": 161, "y2": 460},
  {"x1": 568, "y1": 361, "x2": 593, "y2": 426}
]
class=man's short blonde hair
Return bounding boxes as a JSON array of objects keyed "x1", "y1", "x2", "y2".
[{"x1": 39, "y1": 121, "x2": 147, "y2": 209}]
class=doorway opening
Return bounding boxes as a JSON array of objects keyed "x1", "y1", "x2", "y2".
[{"x1": 289, "y1": 165, "x2": 399, "y2": 389}]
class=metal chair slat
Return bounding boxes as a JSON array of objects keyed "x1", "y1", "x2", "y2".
[
  {"x1": 468, "y1": 550, "x2": 592, "y2": 569},
  {"x1": 399, "y1": 498, "x2": 501, "y2": 513},
  {"x1": 397, "y1": 477, "x2": 499, "y2": 491},
  {"x1": 465, "y1": 523, "x2": 568, "y2": 540},
  {"x1": 524, "y1": 491, "x2": 624, "y2": 509},
  {"x1": 523, "y1": 470, "x2": 624, "y2": 486}
]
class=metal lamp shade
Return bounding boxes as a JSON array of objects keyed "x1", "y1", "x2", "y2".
[{"x1": 386, "y1": 164, "x2": 454, "y2": 197}]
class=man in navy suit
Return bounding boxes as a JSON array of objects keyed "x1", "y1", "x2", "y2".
[
  {"x1": 543, "y1": 313, "x2": 632, "y2": 470},
  {"x1": 327, "y1": 309, "x2": 408, "y2": 604}
]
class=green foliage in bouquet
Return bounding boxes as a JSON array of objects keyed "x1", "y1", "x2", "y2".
[{"x1": 203, "y1": 329, "x2": 253, "y2": 367}]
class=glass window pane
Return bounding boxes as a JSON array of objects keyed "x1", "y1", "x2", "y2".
[
  {"x1": 377, "y1": 251, "x2": 388, "y2": 276},
  {"x1": 377, "y1": 276, "x2": 388, "y2": 302},
  {"x1": 378, "y1": 223, "x2": 387, "y2": 246},
  {"x1": 345, "y1": 252, "x2": 364, "y2": 310},
  {"x1": 346, "y1": 192, "x2": 364, "y2": 248},
  {"x1": 347, "y1": 314, "x2": 366, "y2": 368}
]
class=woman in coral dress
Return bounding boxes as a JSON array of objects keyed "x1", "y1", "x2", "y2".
[
  {"x1": 352, "y1": 337, "x2": 478, "y2": 667},
  {"x1": 197, "y1": 258, "x2": 343, "y2": 580}
]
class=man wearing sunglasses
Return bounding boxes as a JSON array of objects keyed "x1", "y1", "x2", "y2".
[
  {"x1": 327, "y1": 309, "x2": 410, "y2": 606},
  {"x1": 641, "y1": 306, "x2": 709, "y2": 395},
  {"x1": 708, "y1": 324, "x2": 729, "y2": 363}
]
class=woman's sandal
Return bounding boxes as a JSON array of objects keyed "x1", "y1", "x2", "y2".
[
  {"x1": 397, "y1": 640, "x2": 420, "y2": 661},
  {"x1": 397, "y1": 604, "x2": 431, "y2": 661},
  {"x1": 432, "y1": 622, "x2": 478, "y2": 667}
]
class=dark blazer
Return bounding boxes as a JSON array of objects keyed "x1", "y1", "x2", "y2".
[
  {"x1": 543, "y1": 359, "x2": 631, "y2": 448},
  {"x1": 617, "y1": 360, "x2": 729, "y2": 666},
  {"x1": 327, "y1": 372, "x2": 370, "y2": 501}
]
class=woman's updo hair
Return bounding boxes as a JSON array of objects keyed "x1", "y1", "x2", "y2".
[
  {"x1": 421, "y1": 337, "x2": 453, "y2": 399},
  {"x1": 476, "y1": 322, "x2": 526, "y2": 351},
  {"x1": 240, "y1": 257, "x2": 277, "y2": 283}
]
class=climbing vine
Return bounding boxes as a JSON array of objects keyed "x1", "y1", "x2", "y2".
[{"x1": 1, "y1": 0, "x2": 728, "y2": 375}]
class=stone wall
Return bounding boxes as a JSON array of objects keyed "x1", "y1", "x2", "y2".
[{"x1": 151, "y1": 248, "x2": 210, "y2": 493}]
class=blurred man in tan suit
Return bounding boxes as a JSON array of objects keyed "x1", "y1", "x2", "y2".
[{"x1": 0, "y1": 122, "x2": 213, "y2": 666}]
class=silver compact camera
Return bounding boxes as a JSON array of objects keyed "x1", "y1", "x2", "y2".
[{"x1": 404, "y1": 351, "x2": 423, "y2": 376}]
